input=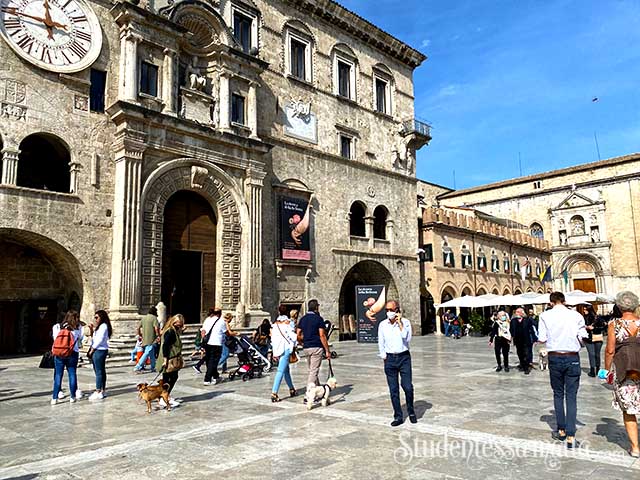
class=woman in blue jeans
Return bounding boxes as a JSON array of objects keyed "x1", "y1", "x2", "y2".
[
  {"x1": 218, "y1": 313, "x2": 239, "y2": 373},
  {"x1": 51, "y1": 310, "x2": 84, "y2": 405},
  {"x1": 88, "y1": 310, "x2": 112, "y2": 401},
  {"x1": 270, "y1": 306, "x2": 298, "y2": 402}
]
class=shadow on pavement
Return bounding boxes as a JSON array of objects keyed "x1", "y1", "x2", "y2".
[
  {"x1": 179, "y1": 390, "x2": 234, "y2": 403},
  {"x1": 593, "y1": 417, "x2": 629, "y2": 449},
  {"x1": 414, "y1": 400, "x2": 433, "y2": 419}
]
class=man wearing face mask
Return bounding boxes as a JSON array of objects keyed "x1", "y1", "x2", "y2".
[{"x1": 378, "y1": 300, "x2": 416, "y2": 426}]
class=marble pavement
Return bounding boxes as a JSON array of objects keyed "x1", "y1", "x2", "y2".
[{"x1": 0, "y1": 336, "x2": 637, "y2": 480}]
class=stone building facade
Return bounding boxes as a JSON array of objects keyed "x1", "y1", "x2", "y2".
[
  {"x1": 418, "y1": 204, "x2": 551, "y2": 334},
  {"x1": 437, "y1": 154, "x2": 640, "y2": 297},
  {"x1": 0, "y1": 0, "x2": 429, "y2": 353}
]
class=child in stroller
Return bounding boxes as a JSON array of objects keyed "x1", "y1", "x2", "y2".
[{"x1": 227, "y1": 335, "x2": 271, "y2": 381}]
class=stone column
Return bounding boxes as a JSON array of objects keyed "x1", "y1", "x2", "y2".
[
  {"x1": 247, "y1": 81, "x2": 259, "y2": 139},
  {"x1": 109, "y1": 133, "x2": 146, "y2": 323},
  {"x1": 218, "y1": 72, "x2": 231, "y2": 131},
  {"x1": 1, "y1": 147, "x2": 20, "y2": 185},
  {"x1": 245, "y1": 172, "x2": 265, "y2": 310},
  {"x1": 162, "y1": 49, "x2": 176, "y2": 115},
  {"x1": 119, "y1": 30, "x2": 139, "y2": 101},
  {"x1": 365, "y1": 216, "x2": 374, "y2": 248},
  {"x1": 69, "y1": 161, "x2": 81, "y2": 193}
]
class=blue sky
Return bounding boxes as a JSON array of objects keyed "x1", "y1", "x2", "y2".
[{"x1": 339, "y1": 0, "x2": 640, "y2": 189}]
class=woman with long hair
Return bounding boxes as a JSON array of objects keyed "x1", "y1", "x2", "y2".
[
  {"x1": 270, "y1": 305, "x2": 297, "y2": 402},
  {"x1": 157, "y1": 314, "x2": 185, "y2": 408},
  {"x1": 88, "y1": 310, "x2": 112, "y2": 401},
  {"x1": 51, "y1": 310, "x2": 83, "y2": 405}
]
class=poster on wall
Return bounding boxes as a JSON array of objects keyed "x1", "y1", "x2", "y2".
[
  {"x1": 356, "y1": 285, "x2": 386, "y2": 343},
  {"x1": 280, "y1": 196, "x2": 311, "y2": 261}
]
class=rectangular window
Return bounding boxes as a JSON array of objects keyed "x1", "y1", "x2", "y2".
[
  {"x1": 140, "y1": 62, "x2": 158, "y2": 97},
  {"x1": 231, "y1": 93, "x2": 245, "y2": 125},
  {"x1": 233, "y1": 11, "x2": 253, "y2": 53},
  {"x1": 89, "y1": 69, "x2": 106, "y2": 113},
  {"x1": 290, "y1": 38, "x2": 307, "y2": 80},
  {"x1": 338, "y1": 60, "x2": 351, "y2": 98},
  {"x1": 340, "y1": 135, "x2": 352, "y2": 159},
  {"x1": 375, "y1": 77, "x2": 388, "y2": 113}
]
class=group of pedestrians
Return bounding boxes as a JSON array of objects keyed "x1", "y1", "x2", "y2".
[
  {"x1": 488, "y1": 308, "x2": 538, "y2": 374},
  {"x1": 50, "y1": 309, "x2": 113, "y2": 404}
]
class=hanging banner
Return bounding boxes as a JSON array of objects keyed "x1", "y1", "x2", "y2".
[
  {"x1": 280, "y1": 196, "x2": 311, "y2": 261},
  {"x1": 356, "y1": 285, "x2": 386, "y2": 343}
]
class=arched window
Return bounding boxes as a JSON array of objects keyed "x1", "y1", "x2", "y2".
[
  {"x1": 477, "y1": 247, "x2": 487, "y2": 271},
  {"x1": 443, "y1": 241, "x2": 454, "y2": 267},
  {"x1": 570, "y1": 215, "x2": 585, "y2": 236},
  {"x1": 491, "y1": 250, "x2": 500, "y2": 272},
  {"x1": 530, "y1": 222, "x2": 544, "y2": 239},
  {"x1": 373, "y1": 205, "x2": 388, "y2": 240},
  {"x1": 349, "y1": 201, "x2": 366, "y2": 237},
  {"x1": 503, "y1": 253, "x2": 510, "y2": 273},
  {"x1": 460, "y1": 244, "x2": 472, "y2": 269},
  {"x1": 17, "y1": 133, "x2": 70, "y2": 192},
  {"x1": 513, "y1": 254, "x2": 520, "y2": 273}
]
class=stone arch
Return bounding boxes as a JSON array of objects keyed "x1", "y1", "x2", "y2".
[
  {"x1": 440, "y1": 284, "x2": 457, "y2": 303},
  {"x1": 503, "y1": 287, "x2": 511, "y2": 295},
  {"x1": 461, "y1": 284, "x2": 473, "y2": 296},
  {"x1": 0, "y1": 228, "x2": 87, "y2": 353},
  {"x1": 166, "y1": 0, "x2": 238, "y2": 50},
  {"x1": 373, "y1": 205, "x2": 389, "y2": 240},
  {"x1": 491, "y1": 286, "x2": 499, "y2": 295},
  {"x1": 140, "y1": 160, "x2": 246, "y2": 311},
  {"x1": 338, "y1": 259, "x2": 399, "y2": 321},
  {"x1": 476, "y1": 286, "x2": 488, "y2": 295},
  {"x1": 559, "y1": 252, "x2": 604, "y2": 275},
  {"x1": 514, "y1": 287, "x2": 523, "y2": 294},
  {"x1": 349, "y1": 201, "x2": 367, "y2": 237},
  {"x1": 17, "y1": 133, "x2": 71, "y2": 193}
]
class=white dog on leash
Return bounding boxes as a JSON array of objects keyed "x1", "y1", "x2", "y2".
[{"x1": 305, "y1": 377, "x2": 338, "y2": 409}]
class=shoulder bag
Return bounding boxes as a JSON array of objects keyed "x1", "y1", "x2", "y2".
[
  {"x1": 276, "y1": 322, "x2": 298, "y2": 364},
  {"x1": 202, "y1": 317, "x2": 220, "y2": 345}
]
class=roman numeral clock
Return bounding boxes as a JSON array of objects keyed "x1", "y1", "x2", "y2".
[{"x1": 0, "y1": 0, "x2": 101, "y2": 73}]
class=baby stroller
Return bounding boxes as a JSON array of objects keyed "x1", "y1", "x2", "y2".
[
  {"x1": 322, "y1": 323, "x2": 339, "y2": 359},
  {"x1": 228, "y1": 335, "x2": 271, "y2": 381}
]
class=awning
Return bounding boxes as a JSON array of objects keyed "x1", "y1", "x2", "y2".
[{"x1": 435, "y1": 290, "x2": 614, "y2": 309}]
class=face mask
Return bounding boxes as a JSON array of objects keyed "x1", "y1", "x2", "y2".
[{"x1": 386, "y1": 311, "x2": 397, "y2": 320}]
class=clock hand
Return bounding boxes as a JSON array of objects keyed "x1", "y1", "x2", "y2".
[
  {"x1": 4, "y1": 8, "x2": 48, "y2": 24},
  {"x1": 43, "y1": 0, "x2": 54, "y2": 39}
]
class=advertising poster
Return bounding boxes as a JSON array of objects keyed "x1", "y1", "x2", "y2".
[
  {"x1": 356, "y1": 285, "x2": 386, "y2": 343},
  {"x1": 280, "y1": 196, "x2": 311, "y2": 261}
]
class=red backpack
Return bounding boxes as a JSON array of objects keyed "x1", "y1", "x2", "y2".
[{"x1": 52, "y1": 328, "x2": 76, "y2": 358}]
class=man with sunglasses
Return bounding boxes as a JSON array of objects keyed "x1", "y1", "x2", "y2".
[{"x1": 378, "y1": 300, "x2": 416, "y2": 426}]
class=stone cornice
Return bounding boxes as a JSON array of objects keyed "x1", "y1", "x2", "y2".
[{"x1": 284, "y1": 0, "x2": 426, "y2": 68}]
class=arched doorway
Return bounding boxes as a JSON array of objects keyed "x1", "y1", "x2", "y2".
[
  {"x1": 420, "y1": 288, "x2": 435, "y2": 335},
  {"x1": 17, "y1": 133, "x2": 71, "y2": 192},
  {"x1": 338, "y1": 260, "x2": 398, "y2": 340},
  {"x1": 161, "y1": 191, "x2": 217, "y2": 324},
  {"x1": 0, "y1": 229, "x2": 83, "y2": 355}
]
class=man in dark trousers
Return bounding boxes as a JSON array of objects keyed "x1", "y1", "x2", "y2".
[
  {"x1": 297, "y1": 299, "x2": 331, "y2": 390},
  {"x1": 378, "y1": 299, "x2": 416, "y2": 427},
  {"x1": 510, "y1": 307, "x2": 537, "y2": 374}
]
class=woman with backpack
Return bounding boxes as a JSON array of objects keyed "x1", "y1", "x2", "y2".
[
  {"x1": 88, "y1": 310, "x2": 112, "y2": 401},
  {"x1": 157, "y1": 314, "x2": 185, "y2": 408},
  {"x1": 603, "y1": 291, "x2": 640, "y2": 458},
  {"x1": 51, "y1": 310, "x2": 84, "y2": 405}
]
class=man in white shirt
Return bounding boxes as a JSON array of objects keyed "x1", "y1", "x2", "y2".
[
  {"x1": 537, "y1": 291, "x2": 588, "y2": 448},
  {"x1": 378, "y1": 300, "x2": 416, "y2": 426},
  {"x1": 201, "y1": 307, "x2": 226, "y2": 385}
]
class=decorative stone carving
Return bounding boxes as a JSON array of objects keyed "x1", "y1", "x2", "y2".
[
  {"x1": 190, "y1": 165, "x2": 209, "y2": 189},
  {"x1": 366, "y1": 185, "x2": 376, "y2": 198},
  {"x1": 186, "y1": 56, "x2": 206, "y2": 91},
  {"x1": 1, "y1": 103, "x2": 26, "y2": 120},
  {"x1": 571, "y1": 216, "x2": 585, "y2": 236},
  {"x1": 141, "y1": 164, "x2": 242, "y2": 310},
  {"x1": 0, "y1": 78, "x2": 26, "y2": 104},
  {"x1": 74, "y1": 94, "x2": 89, "y2": 112},
  {"x1": 279, "y1": 290, "x2": 304, "y2": 303}
]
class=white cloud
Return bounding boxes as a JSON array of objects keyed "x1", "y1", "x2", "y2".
[
  {"x1": 437, "y1": 84, "x2": 459, "y2": 98},
  {"x1": 421, "y1": 38, "x2": 431, "y2": 48}
]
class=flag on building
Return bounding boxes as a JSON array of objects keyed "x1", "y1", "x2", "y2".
[{"x1": 539, "y1": 265, "x2": 552, "y2": 283}]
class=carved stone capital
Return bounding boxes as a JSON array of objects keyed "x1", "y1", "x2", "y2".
[{"x1": 1, "y1": 147, "x2": 20, "y2": 161}]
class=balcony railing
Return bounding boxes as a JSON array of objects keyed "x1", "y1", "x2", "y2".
[{"x1": 402, "y1": 118, "x2": 432, "y2": 139}]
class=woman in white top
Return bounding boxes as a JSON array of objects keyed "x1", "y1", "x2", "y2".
[
  {"x1": 51, "y1": 310, "x2": 83, "y2": 405},
  {"x1": 271, "y1": 305, "x2": 298, "y2": 402},
  {"x1": 88, "y1": 310, "x2": 112, "y2": 401}
]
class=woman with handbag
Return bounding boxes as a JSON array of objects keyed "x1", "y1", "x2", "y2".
[
  {"x1": 583, "y1": 305, "x2": 606, "y2": 377},
  {"x1": 603, "y1": 291, "x2": 640, "y2": 457},
  {"x1": 88, "y1": 310, "x2": 112, "y2": 401},
  {"x1": 270, "y1": 306, "x2": 298, "y2": 402},
  {"x1": 157, "y1": 314, "x2": 185, "y2": 408},
  {"x1": 218, "y1": 312, "x2": 239, "y2": 373}
]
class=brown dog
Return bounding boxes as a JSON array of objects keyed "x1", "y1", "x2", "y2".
[{"x1": 137, "y1": 381, "x2": 171, "y2": 413}]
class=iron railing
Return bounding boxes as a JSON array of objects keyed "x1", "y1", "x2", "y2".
[{"x1": 402, "y1": 118, "x2": 432, "y2": 138}]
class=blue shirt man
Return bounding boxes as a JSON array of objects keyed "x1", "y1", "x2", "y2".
[{"x1": 297, "y1": 299, "x2": 331, "y2": 388}]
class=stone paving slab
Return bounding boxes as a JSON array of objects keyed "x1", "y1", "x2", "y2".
[{"x1": 0, "y1": 336, "x2": 638, "y2": 479}]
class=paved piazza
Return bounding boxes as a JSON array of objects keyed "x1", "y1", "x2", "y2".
[{"x1": 0, "y1": 336, "x2": 637, "y2": 480}]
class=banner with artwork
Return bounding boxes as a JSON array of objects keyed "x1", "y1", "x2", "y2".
[
  {"x1": 356, "y1": 285, "x2": 386, "y2": 343},
  {"x1": 280, "y1": 196, "x2": 311, "y2": 261}
]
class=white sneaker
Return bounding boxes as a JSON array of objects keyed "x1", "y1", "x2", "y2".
[
  {"x1": 159, "y1": 398, "x2": 167, "y2": 408},
  {"x1": 212, "y1": 378, "x2": 220, "y2": 385},
  {"x1": 203, "y1": 381, "x2": 212, "y2": 386},
  {"x1": 76, "y1": 389, "x2": 83, "y2": 399},
  {"x1": 169, "y1": 399, "x2": 180, "y2": 407},
  {"x1": 50, "y1": 398, "x2": 58, "y2": 406},
  {"x1": 88, "y1": 391, "x2": 104, "y2": 401},
  {"x1": 57, "y1": 391, "x2": 66, "y2": 399},
  {"x1": 70, "y1": 397, "x2": 77, "y2": 404}
]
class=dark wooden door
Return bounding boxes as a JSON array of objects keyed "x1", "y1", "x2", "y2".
[
  {"x1": 573, "y1": 278, "x2": 596, "y2": 293},
  {"x1": 162, "y1": 191, "x2": 217, "y2": 323},
  {"x1": 0, "y1": 302, "x2": 20, "y2": 355}
]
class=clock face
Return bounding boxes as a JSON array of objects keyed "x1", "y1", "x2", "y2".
[{"x1": 0, "y1": 0, "x2": 102, "y2": 73}]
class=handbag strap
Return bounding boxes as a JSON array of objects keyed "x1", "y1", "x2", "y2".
[
  {"x1": 204, "y1": 317, "x2": 220, "y2": 340},
  {"x1": 275, "y1": 322, "x2": 293, "y2": 345}
]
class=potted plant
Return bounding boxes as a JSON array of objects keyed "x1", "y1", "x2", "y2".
[{"x1": 468, "y1": 311, "x2": 488, "y2": 336}]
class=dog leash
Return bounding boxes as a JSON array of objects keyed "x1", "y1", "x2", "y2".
[
  {"x1": 149, "y1": 367, "x2": 164, "y2": 385},
  {"x1": 327, "y1": 358, "x2": 334, "y2": 380}
]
